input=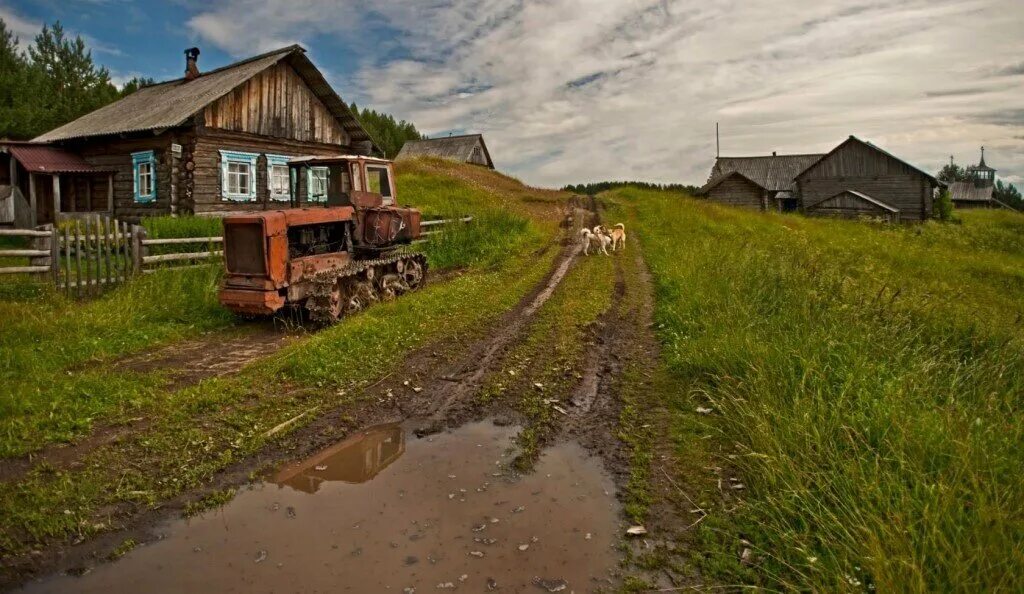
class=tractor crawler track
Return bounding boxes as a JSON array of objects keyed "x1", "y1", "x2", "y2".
[{"x1": 306, "y1": 249, "x2": 428, "y2": 325}]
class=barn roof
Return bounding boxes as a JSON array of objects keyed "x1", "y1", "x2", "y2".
[
  {"x1": 795, "y1": 136, "x2": 943, "y2": 186},
  {"x1": 698, "y1": 153, "x2": 824, "y2": 194},
  {"x1": 396, "y1": 134, "x2": 494, "y2": 168},
  {"x1": 34, "y1": 45, "x2": 376, "y2": 149},
  {"x1": 948, "y1": 181, "x2": 994, "y2": 202}
]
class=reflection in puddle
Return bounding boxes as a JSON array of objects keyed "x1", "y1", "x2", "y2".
[
  {"x1": 21, "y1": 421, "x2": 621, "y2": 594},
  {"x1": 274, "y1": 424, "x2": 405, "y2": 492}
]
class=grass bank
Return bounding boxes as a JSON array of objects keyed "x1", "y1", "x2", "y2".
[
  {"x1": 0, "y1": 160, "x2": 560, "y2": 459},
  {"x1": 606, "y1": 188, "x2": 1024, "y2": 592}
]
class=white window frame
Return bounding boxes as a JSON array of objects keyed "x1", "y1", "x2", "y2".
[
  {"x1": 219, "y1": 150, "x2": 258, "y2": 202},
  {"x1": 131, "y1": 150, "x2": 157, "y2": 204},
  {"x1": 366, "y1": 165, "x2": 394, "y2": 205},
  {"x1": 307, "y1": 166, "x2": 329, "y2": 203},
  {"x1": 266, "y1": 154, "x2": 292, "y2": 201}
]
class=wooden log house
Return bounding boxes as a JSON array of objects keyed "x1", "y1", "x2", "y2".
[
  {"x1": 698, "y1": 136, "x2": 945, "y2": 222},
  {"x1": 396, "y1": 134, "x2": 494, "y2": 169},
  {"x1": 3, "y1": 45, "x2": 377, "y2": 227}
]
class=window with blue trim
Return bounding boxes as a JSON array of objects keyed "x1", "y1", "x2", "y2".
[
  {"x1": 307, "y1": 166, "x2": 329, "y2": 202},
  {"x1": 131, "y1": 151, "x2": 157, "y2": 203},
  {"x1": 219, "y1": 150, "x2": 258, "y2": 201},
  {"x1": 266, "y1": 154, "x2": 292, "y2": 201}
]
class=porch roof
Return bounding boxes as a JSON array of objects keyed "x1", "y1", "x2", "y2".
[{"x1": 7, "y1": 145, "x2": 114, "y2": 174}]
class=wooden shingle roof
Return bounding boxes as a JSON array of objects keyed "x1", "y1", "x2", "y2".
[
  {"x1": 396, "y1": 134, "x2": 493, "y2": 168},
  {"x1": 699, "y1": 153, "x2": 824, "y2": 194},
  {"x1": 948, "y1": 181, "x2": 994, "y2": 203},
  {"x1": 34, "y1": 45, "x2": 375, "y2": 148}
]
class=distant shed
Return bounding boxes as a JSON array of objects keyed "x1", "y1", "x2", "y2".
[
  {"x1": 396, "y1": 134, "x2": 494, "y2": 169},
  {"x1": 698, "y1": 153, "x2": 824, "y2": 211}
]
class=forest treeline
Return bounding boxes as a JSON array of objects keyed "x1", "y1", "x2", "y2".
[{"x1": 562, "y1": 181, "x2": 700, "y2": 196}]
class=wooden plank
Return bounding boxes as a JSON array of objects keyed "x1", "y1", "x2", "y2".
[
  {"x1": 74, "y1": 219, "x2": 83, "y2": 298},
  {"x1": 0, "y1": 249, "x2": 50, "y2": 257},
  {"x1": 50, "y1": 225, "x2": 58, "y2": 287},
  {"x1": 52, "y1": 174, "x2": 61, "y2": 222},
  {"x1": 28, "y1": 173, "x2": 36, "y2": 228},
  {"x1": 92, "y1": 215, "x2": 102, "y2": 295},
  {"x1": 142, "y1": 263, "x2": 217, "y2": 275},
  {"x1": 107, "y1": 173, "x2": 114, "y2": 213},
  {"x1": 0, "y1": 266, "x2": 50, "y2": 274},
  {"x1": 102, "y1": 216, "x2": 113, "y2": 289},
  {"x1": 142, "y1": 236, "x2": 223, "y2": 246},
  {"x1": 131, "y1": 225, "x2": 143, "y2": 274},
  {"x1": 142, "y1": 250, "x2": 222, "y2": 264},
  {"x1": 0, "y1": 228, "x2": 51, "y2": 237},
  {"x1": 63, "y1": 224, "x2": 71, "y2": 295}
]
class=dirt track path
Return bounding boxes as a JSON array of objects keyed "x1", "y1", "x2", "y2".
[{"x1": 4, "y1": 197, "x2": 693, "y2": 591}]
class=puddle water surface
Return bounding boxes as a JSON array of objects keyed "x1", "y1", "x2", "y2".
[{"x1": 24, "y1": 421, "x2": 620, "y2": 593}]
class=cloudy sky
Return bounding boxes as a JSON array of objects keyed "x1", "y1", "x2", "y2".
[{"x1": 3, "y1": 0, "x2": 1022, "y2": 188}]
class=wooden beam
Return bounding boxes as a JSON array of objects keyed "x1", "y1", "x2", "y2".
[
  {"x1": 86, "y1": 178, "x2": 93, "y2": 212},
  {"x1": 28, "y1": 173, "x2": 37, "y2": 227},
  {"x1": 52, "y1": 174, "x2": 61, "y2": 223},
  {"x1": 107, "y1": 173, "x2": 114, "y2": 214}
]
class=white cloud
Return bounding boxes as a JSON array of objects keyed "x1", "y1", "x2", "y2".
[{"x1": 187, "y1": 0, "x2": 1024, "y2": 187}]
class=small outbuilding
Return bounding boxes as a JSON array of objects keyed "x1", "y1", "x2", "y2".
[
  {"x1": 697, "y1": 153, "x2": 824, "y2": 211},
  {"x1": 396, "y1": 134, "x2": 494, "y2": 169}
]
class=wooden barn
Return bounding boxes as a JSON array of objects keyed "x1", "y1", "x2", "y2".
[
  {"x1": 797, "y1": 136, "x2": 943, "y2": 222},
  {"x1": 396, "y1": 134, "x2": 494, "y2": 169},
  {"x1": 697, "y1": 153, "x2": 824, "y2": 212},
  {"x1": 2, "y1": 45, "x2": 376, "y2": 227},
  {"x1": 949, "y1": 148, "x2": 998, "y2": 209}
]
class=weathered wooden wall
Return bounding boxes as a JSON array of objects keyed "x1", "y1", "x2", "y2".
[
  {"x1": 203, "y1": 62, "x2": 350, "y2": 146},
  {"x1": 75, "y1": 136, "x2": 171, "y2": 221},
  {"x1": 706, "y1": 175, "x2": 765, "y2": 210},
  {"x1": 798, "y1": 140, "x2": 933, "y2": 221},
  {"x1": 806, "y1": 192, "x2": 898, "y2": 222},
  {"x1": 468, "y1": 141, "x2": 489, "y2": 167},
  {"x1": 189, "y1": 129, "x2": 345, "y2": 214}
]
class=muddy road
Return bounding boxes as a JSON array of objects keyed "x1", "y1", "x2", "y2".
[{"x1": 8, "y1": 200, "x2": 688, "y2": 593}]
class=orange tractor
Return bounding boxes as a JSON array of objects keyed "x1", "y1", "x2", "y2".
[{"x1": 218, "y1": 155, "x2": 427, "y2": 324}]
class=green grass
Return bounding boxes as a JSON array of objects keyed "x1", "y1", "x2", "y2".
[
  {"x1": 0, "y1": 161, "x2": 565, "y2": 460},
  {"x1": 0, "y1": 266, "x2": 232, "y2": 457},
  {"x1": 606, "y1": 188, "x2": 1024, "y2": 592},
  {"x1": 0, "y1": 160, "x2": 570, "y2": 557}
]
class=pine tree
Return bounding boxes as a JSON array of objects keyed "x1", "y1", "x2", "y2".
[
  {"x1": 349, "y1": 102, "x2": 424, "y2": 158},
  {"x1": 27, "y1": 22, "x2": 119, "y2": 135},
  {"x1": 0, "y1": 20, "x2": 42, "y2": 139}
]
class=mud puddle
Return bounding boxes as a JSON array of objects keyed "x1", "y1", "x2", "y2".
[{"x1": 22, "y1": 421, "x2": 620, "y2": 593}]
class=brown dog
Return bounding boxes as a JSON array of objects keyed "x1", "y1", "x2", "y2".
[{"x1": 609, "y1": 223, "x2": 626, "y2": 251}]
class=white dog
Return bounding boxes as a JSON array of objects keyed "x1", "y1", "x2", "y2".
[{"x1": 580, "y1": 226, "x2": 612, "y2": 256}]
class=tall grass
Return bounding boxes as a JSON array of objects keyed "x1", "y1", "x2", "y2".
[
  {"x1": 0, "y1": 266, "x2": 231, "y2": 456},
  {"x1": 608, "y1": 188, "x2": 1024, "y2": 592}
]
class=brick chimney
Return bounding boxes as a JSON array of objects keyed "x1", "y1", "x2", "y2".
[{"x1": 184, "y1": 47, "x2": 201, "y2": 81}]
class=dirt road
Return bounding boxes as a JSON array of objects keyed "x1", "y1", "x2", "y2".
[{"x1": 5, "y1": 200, "x2": 690, "y2": 592}]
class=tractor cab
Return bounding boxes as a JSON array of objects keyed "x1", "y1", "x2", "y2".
[{"x1": 287, "y1": 155, "x2": 397, "y2": 210}]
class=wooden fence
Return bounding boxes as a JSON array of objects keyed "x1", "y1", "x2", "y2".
[{"x1": 1, "y1": 214, "x2": 471, "y2": 297}]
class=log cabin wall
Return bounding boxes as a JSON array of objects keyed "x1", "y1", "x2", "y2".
[
  {"x1": 74, "y1": 135, "x2": 172, "y2": 221},
  {"x1": 798, "y1": 140, "x2": 933, "y2": 221},
  {"x1": 202, "y1": 61, "x2": 350, "y2": 147},
  {"x1": 706, "y1": 174, "x2": 766, "y2": 210},
  {"x1": 189, "y1": 129, "x2": 351, "y2": 214}
]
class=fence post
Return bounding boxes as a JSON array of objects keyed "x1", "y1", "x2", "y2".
[
  {"x1": 49, "y1": 224, "x2": 59, "y2": 287},
  {"x1": 131, "y1": 225, "x2": 146, "y2": 275},
  {"x1": 27, "y1": 224, "x2": 52, "y2": 280}
]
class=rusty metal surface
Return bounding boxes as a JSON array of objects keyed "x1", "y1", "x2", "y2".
[{"x1": 218, "y1": 287, "x2": 286, "y2": 315}]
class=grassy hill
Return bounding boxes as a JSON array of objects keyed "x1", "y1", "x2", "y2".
[{"x1": 606, "y1": 187, "x2": 1024, "y2": 592}]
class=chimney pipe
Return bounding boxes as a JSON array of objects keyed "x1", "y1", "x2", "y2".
[
  {"x1": 184, "y1": 47, "x2": 201, "y2": 81},
  {"x1": 772, "y1": 151, "x2": 777, "y2": 156}
]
